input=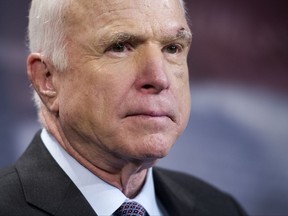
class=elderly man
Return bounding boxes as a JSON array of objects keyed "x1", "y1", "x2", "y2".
[{"x1": 0, "y1": 0, "x2": 247, "y2": 215}]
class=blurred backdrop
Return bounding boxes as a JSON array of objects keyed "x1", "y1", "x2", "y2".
[{"x1": 0, "y1": 0, "x2": 287, "y2": 215}]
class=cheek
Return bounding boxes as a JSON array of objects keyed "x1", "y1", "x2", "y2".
[
  {"x1": 182, "y1": 75, "x2": 191, "y2": 110},
  {"x1": 175, "y1": 73, "x2": 191, "y2": 129},
  {"x1": 178, "y1": 90, "x2": 191, "y2": 132}
]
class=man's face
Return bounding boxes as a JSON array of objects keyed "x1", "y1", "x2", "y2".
[{"x1": 56, "y1": 0, "x2": 191, "y2": 161}]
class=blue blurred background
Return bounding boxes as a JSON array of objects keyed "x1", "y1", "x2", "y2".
[{"x1": 1, "y1": 0, "x2": 287, "y2": 215}]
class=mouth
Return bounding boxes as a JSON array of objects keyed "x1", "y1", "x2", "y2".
[{"x1": 125, "y1": 111, "x2": 175, "y2": 122}]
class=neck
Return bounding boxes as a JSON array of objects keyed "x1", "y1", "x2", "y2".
[{"x1": 42, "y1": 110, "x2": 154, "y2": 198}]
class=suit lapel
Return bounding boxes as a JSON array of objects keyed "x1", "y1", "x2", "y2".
[
  {"x1": 16, "y1": 131, "x2": 97, "y2": 216},
  {"x1": 153, "y1": 167, "x2": 197, "y2": 216}
]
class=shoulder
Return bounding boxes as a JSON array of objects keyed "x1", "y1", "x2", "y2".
[
  {"x1": 0, "y1": 165, "x2": 27, "y2": 214},
  {"x1": 153, "y1": 167, "x2": 248, "y2": 216},
  {"x1": 0, "y1": 165, "x2": 20, "y2": 192},
  {"x1": 0, "y1": 163, "x2": 52, "y2": 216}
]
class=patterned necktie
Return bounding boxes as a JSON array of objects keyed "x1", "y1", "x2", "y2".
[{"x1": 113, "y1": 201, "x2": 149, "y2": 216}]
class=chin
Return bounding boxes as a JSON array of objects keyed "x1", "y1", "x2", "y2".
[{"x1": 139, "y1": 135, "x2": 175, "y2": 160}]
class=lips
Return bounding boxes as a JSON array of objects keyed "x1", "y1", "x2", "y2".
[{"x1": 125, "y1": 109, "x2": 175, "y2": 122}]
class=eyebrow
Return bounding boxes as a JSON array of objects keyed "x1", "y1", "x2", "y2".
[
  {"x1": 96, "y1": 28, "x2": 192, "y2": 50},
  {"x1": 162, "y1": 28, "x2": 193, "y2": 45},
  {"x1": 98, "y1": 32, "x2": 144, "y2": 48},
  {"x1": 177, "y1": 28, "x2": 193, "y2": 43}
]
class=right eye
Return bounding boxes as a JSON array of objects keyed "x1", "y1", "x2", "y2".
[
  {"x1": 109, "y1": 42, "x2": 127, "y2": 53},
  {"x1": 105, "y1": 42, "x2": 133, "y2": 58}
]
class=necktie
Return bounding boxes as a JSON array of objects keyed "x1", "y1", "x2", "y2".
[{"x1": 113, "y1": 201, "x2": 149, "y2": 216}]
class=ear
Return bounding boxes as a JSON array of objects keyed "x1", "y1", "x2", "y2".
[{"x1": 27, "y1": 53, "x2": 59, "y2": 113}]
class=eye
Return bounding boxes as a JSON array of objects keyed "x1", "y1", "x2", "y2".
[
  {"x1": 111, "y1": 43, "x2": 126, "y2": 52},
  {"x1": 163, "y1": 44, "x2": 182, "y2": 54},
  {"x1": 106, "y1": 42, "x2": 132, "y2": 53},
  {"x1": 104, "y1": 42, "x2": 133, "y2": 58}
]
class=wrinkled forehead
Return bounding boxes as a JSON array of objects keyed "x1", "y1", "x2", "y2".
[
  {"x1": 67, "y1": 0, "x2": 184, "y2": 12},
  {"x1": 64, "y1": 0, "x2": 186, "y2": 29}
]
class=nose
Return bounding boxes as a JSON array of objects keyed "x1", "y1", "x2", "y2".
[{"x1": 135, "y1": 44, "x2": 170, "y2": 94}]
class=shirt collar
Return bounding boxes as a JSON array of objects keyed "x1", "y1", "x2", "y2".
[{"x1": 41, "y1": 128, "x2": 162, "y2": 216}]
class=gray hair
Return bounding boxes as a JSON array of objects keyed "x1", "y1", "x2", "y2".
[{"x1": 28, "y1": 0, "x2": 71, "y2": 71}]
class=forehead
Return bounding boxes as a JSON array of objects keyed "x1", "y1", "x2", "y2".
[
  {"x1": 68, "y1": 0, "x2": 184, "y2": 13},
  {"x1": 65, "y1": 0, "x2": 187, "y2": 32}
]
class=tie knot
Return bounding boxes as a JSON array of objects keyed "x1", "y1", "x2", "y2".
[{"x1": 114, "y1": 201, "x2": 149, "y2": 216}]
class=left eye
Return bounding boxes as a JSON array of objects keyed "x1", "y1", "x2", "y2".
[{"x1": 163, "y1": 44, "x2": 182, "y2": 54}]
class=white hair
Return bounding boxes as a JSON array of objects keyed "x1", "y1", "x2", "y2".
[
  {"x1": 28, "y1": 0, "x2": 70, "y2": 71},
  {"x1": 180, "y1": 0, "x2": 187, "y2": 13}
]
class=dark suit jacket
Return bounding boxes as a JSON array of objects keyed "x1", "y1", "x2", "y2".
[{"x1": 0, "y1": 131, "x2": 247, "y2": 216}]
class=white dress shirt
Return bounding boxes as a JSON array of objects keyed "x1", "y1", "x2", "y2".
[{"x1": 41, "y1": 129, "x2": 163, "y2": 216}]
